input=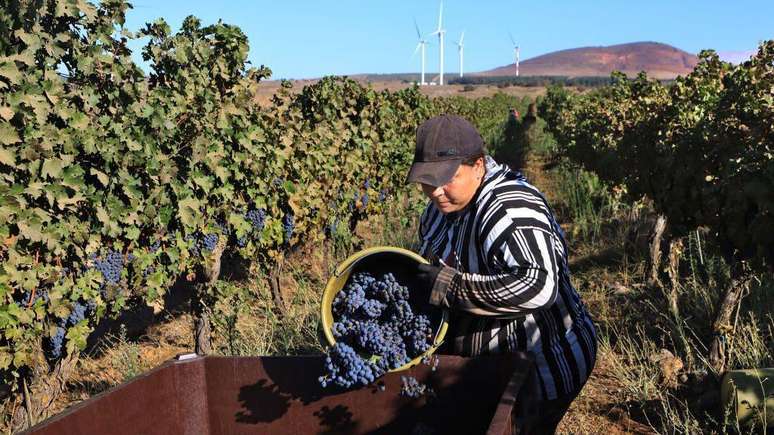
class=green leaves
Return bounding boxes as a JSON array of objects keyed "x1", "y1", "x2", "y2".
[
  {"x1": 178, "y1": 198, "x2": 203, "y2": 228},
  {"x1": 0, "y1": 0, "x2": 504, "y2": 386},
  {"x1": 0, "y1": 147, "x2": 16, "y2": 167},
  {"x1": 41, "y1": 158, "x2": 66, "y2": 179},
  {"x1": 0, "y1": 122, "x2": 20, "y2": 145},
  {"x1": 539, "y1": 40, "x2": 774, "y2": 267},
  {"x1": 0, "y1": 62, "x2": 22, "y2": 86}
]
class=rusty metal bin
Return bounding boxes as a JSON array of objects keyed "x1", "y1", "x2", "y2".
[{"x1": 25, "y1": 354, "x2": 535, "y2": 435}]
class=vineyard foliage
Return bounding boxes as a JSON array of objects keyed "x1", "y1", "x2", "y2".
[
  {"x1": 0, "y1": 1, "x2": 523, "y2": 385},
  {"x1": 538, "y1": 42, "x2": 774, "y2": 268}
]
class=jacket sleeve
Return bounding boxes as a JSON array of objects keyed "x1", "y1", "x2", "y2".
[{"x1": 429, "y1": 206, "x2": 561, "y2": 317}]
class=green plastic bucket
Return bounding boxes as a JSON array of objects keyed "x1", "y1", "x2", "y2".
[{"x1": 320, "y1": 246, "x2": 449, "y2": 372}]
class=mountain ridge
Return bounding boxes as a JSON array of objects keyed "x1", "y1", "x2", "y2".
[{"x1": 477, "y1": 41, "x2": 699, "y2": 79}]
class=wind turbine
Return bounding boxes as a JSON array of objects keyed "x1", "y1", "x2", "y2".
[
  {"x1": 509, "y1": 32, "x2": 520, "y2": 76},
  {"x1": 455, "y1": 31, "x2": 465, "y2": 77},
  {"x1": 430, "y1": 2, "x2": 445, "y2": 85},
  {"x1": 413, "y1": 20, "x2": 428, "y2": 85}
]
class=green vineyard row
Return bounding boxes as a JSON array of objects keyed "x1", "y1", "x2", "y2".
[
  {"x1": 538, "y1": 42, "x2": 774, "y2": 270},
  {"x1": 0, "y1": 0, "x2": 526, "y2": 390}
]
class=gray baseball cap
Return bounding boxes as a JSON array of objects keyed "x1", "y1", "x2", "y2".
[{"x1": 406, "y1": 114, "x2": 485, "y2": 186}]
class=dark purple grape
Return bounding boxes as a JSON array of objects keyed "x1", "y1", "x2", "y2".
[
  {"x1": 66, "y1": 302, "x2": 87, "y2": 326},
  {"x1": 47, "y1": 326, "x2": 66, "y2": 360},
  {"x1": 92, "y1": 250, "x2": 124, "y2": 285},
  {"x1": 321, "y1": 271, "x2": 435, "y2": 391},
  {"x1": 283, "y1": 213, "x2": 294, "y2": 242},
  {"x1": 245, "y1": 208, "x2": 266, "y2": 232},
  {"x1": 400, "y1": 375, "x2": 432, "y2": 398}
]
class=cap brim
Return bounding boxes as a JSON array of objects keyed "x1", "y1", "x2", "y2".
[{"x1": 405, "y1": 159, "x2": 462, "y2": 187}]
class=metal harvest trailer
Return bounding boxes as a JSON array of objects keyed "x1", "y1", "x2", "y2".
[{"x1": 25, "y1": 354, "x2": 535, "y2": 434}]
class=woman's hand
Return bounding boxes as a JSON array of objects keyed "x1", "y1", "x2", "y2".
[
  {"x1": 414, "y1": 263, "x2": 442, "y2": 295},
  {"x1": 411, "y1": 262, "x2": 457, "y2": 307}
]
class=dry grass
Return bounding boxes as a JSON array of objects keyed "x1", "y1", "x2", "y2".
[
  {"x1": 526, "y1": 150, "x2": 774, "y2": 434},
  {"x1": 49, "y1": 318, "x2": 192, "y2": 418}
]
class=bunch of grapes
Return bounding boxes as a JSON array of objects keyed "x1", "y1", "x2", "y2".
[
  {"x1": 66, "y1": 302, "x2": 88, "y2": 326},
  {"x1": 21, "y1": 289, "x2": 49, "y2": 306},
  {"x1": 46, "y1": 300, "x2": 93, "y2": 360},
  {"x1": 202, "y1": 234, "x2": 218, "y2": 251},
  {"x1": 48, "y1": 326, "x2": 66, "y2": 360},
  {"x1": 319, "y1": 271, "x2": 437, "y2": 390},
  {"x1": 91, "y1": 250, "x2": 124, "y2": 285},
  {"x1": 400, "y1": 375, "x2": 433, "y2": 398},
  {"x1": 238, "y1": 208, "x2": 267, "y2": 247},
  {"x1": 187, "y1": 232, "x2": 219, "y2": 256},
  {"x1": 282, "y1": 213, "x2": 294, "y2": 242},
  {"x1": 320, "y1": 342, "x2": 378, "y2": 388},
  {"x1": 378, "y1": 189, "x2": 388, "y2": 203},
  {"x1": 245, "y1": 208, "x2": 266, "y2": 232}
]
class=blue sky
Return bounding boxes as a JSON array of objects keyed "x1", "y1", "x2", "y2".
[{"x1": 123, "y1": 1, "x2": 773, "y2": 79}]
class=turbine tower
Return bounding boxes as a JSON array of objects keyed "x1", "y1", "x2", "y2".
[
  {"x1": 430, "y1": 2, "x2": 445, "y2": 85},
  {"x1": 509, "y1": 33, "x2": 520, "y2": 77},
  {"x1": 413, "y1": 20, "x2": 428, "y2": 85},
  {"x1": 455, "y1": 31, "x2": 465, "y2": 77}
]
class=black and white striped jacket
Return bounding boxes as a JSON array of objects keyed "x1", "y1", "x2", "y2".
[{"x1": 418, "y1": 156, "x2": 597, "y2": 400}]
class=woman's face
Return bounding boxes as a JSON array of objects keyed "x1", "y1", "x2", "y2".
[{"x1": 420, "y1": 158, "x2": 485, "y2": 214}]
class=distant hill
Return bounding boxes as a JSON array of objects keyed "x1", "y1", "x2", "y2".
[{"x1": 478, "y1": 42, "x2": 699, "y2": 80}]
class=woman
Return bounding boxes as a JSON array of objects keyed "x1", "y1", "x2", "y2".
[{"x1": 408, "y1": 114, "x2": 597, "y2": 434}]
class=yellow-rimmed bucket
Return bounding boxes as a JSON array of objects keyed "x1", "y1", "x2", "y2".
[{"x1": 321, "y1": 246, "x2": 449, "y2": 372}]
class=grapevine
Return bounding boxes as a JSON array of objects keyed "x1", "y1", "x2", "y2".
[{"x1": 0, "y1": 0, "x2": 524, "y2": 421}]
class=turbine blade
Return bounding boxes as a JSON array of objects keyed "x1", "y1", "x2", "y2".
[
  {"x1": 414, "y1": 19, "x2": 421, "y2": 39},
  {"x1": 437, "y1": 1, "x2": 443, "y2": 31},
  {"x1": 509, "y1": 32, "x2": 515, "y2": 46},
  {"x1": 413, "y1": 42, "x2": 421, "y2": 57},
  {"x1": 460, "y1": 30, "x2": 465, "y2": 45}
]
